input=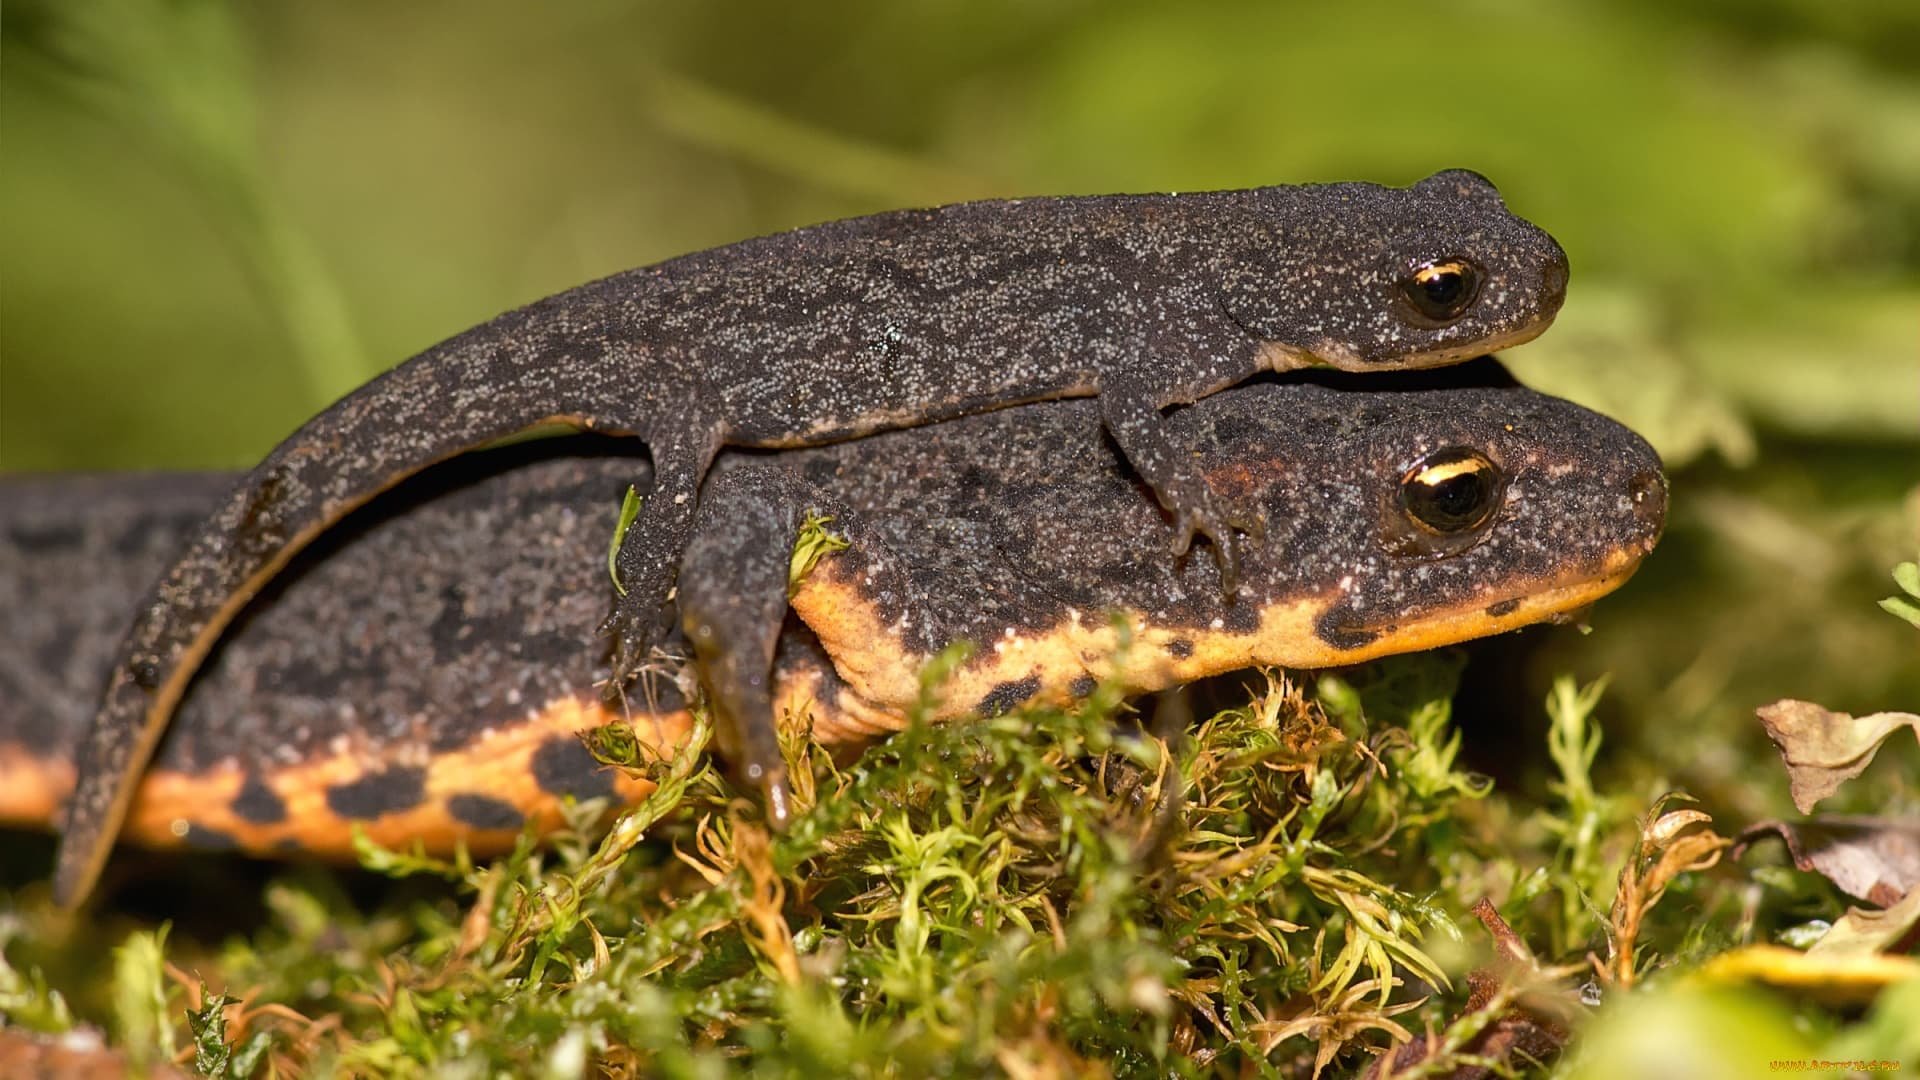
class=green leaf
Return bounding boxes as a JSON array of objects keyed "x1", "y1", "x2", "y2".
[
  {"x1": 788, "y1": 509, "x2": 850, "y2": 592},
  {"x1": 607, "y1": 485, "x2": 643, "y2": 597},
  {"x1": 188, "y1": 985, "x2": 237, "y2": 1076},
  {"x1": 580, "y1": 718, "x2": 643, "y2": 768},
  {"x1": 1882, "y1": 557, "x2": 1920, "y2": 628},
  {"x1": 1880, "y1": 596, "x2": 1920, "y2": 630},
  {"x1": 1893, "y1": 558, "x2": 1920, "y2": 598},
  {"x1": 112, "y1": 925, "x2": 174, "y2": 1068},
  {"x1": 351, "y1": 825, "x2": 467, "y2": 881},
  {"x1": 0, "y1": 917, "x2": 72, "y2": 1034}
]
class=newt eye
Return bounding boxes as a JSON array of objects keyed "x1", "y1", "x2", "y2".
[
  {"x1": 1399, "y1": 258, "x2": 1481, "y2": 325},
  {"x1": 1399, "y1": 447, "x2": 1503, "y2": 535}
]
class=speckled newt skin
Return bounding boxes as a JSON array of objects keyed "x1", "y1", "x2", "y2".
[
  {"x1": 677, "y1": 370, "x2": 1663, "y2": 810},
  {"x1": 12, "y1": 372, "x2": 1657, "y2": 878},
  {"x1": 3, "y1": 446, "x2": 672, "y2": 860},
  {"x1": 63, "y1": 170, "x2": 1568, "y2": 903}
]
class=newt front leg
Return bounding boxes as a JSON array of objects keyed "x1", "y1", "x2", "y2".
[{"x1": 1099, "y1": 372, "x2": 1266, "y2": 589}]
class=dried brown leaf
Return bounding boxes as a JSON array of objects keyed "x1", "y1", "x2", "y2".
[
  {"x1": 1808, "y1": 885, "x2": 1920, "y2": 959},
  {"x1": 733, "y1": 820, "x2": 801, "y2": 984},
  {"x1": 1756, "y1": 700, "x2": 1920, "y2": 813},
  {"x1": 1254, "y1": 976, "x2": 1421, "y2": 1079},
  {"x1": 1736, "y1": 817, "x2": 1920, "y2": 906},
  {"x1": 1593, "y1": 796, "x2": 1731, "y2": 989}
]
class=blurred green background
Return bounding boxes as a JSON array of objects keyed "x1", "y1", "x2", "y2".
[{"x1": 3, "y1": 1, "x2": 1916, "y2": 816}]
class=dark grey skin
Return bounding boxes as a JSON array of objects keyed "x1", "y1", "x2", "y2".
[
  {"x1": 9, "y1": 369, "x2": 1656, "y2": 880},
  {"x1": 2, "y1": 451, "x2": 658, "y2": 794},
  {"x1": 58, "y1": 170, "x2": 1567, "y2": 905},
  {"x1": 678, "y1": 368, "x2": 1665, "y2": 821},
  {"x1": 2, "y1": 448, "x2": 668, "y2": 860}
]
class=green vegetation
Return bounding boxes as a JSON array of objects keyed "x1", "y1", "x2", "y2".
[
  {"x1": 2, "y1": 1, "x2": 1915, "y2": 1075},
  {"x1": 609, "y1": 486, "x2": 645, "y2": 598},
  {"x1": 4, "y1": 652, "x2": 1913, "y2": 1075}
]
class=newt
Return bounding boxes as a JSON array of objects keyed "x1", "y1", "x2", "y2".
[
  {"x1": 59, "y1": 170, "x2": 1568, "y2": 902},
  {"x1": 10, "y1": 372, "x2": 1658, "y2": 882}
]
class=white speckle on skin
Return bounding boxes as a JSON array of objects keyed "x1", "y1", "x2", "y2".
[{"x1": 170, "y1": 819, "x2": 190, "y2": 838}]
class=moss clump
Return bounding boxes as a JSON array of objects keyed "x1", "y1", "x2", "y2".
[{"x1": 1, "y1": 651, "x2": 1909, "y2": 1076}]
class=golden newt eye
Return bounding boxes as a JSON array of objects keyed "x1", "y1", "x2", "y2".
[
  {"x1": 1399, "y1": 258, "x2": 1482, "y2": 325},
  {"x1": 1399, "y1": 447, "x2": 1503, "y2": 535}
]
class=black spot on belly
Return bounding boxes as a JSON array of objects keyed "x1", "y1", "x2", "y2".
[
  {"x1": 532, "y1": 735, "x2": 614, "y2": 800},
  {"x1": 1068, "y1": 675, "x2": 1098, "y2": 699},
  {"x1": 1220, "y1": 601, "x2": 1259, "y2": 635},
  {"x1": 977, "y1": 675, "x2": 1041, "y2": 717},
  {"x1": 1165, "y1": 638, "x2": 1194, "y2": 659},
  {"x1": 1485, "y1": 598, "x2": 1521, "y2": 617},
  {"x1": 1315, "y1": 611, "x2": 1381, "y2": 651},
  {"x1": 447, "y1": 793, "x2": 525, "y2": 830},
  {"x1": 182, "y1": 823, "x2": 238, "y2": 850},
  {"x1": 230, "y1": 775, "x2": 287, "y2": 824},
  {"x1": 274, "y1": 837, "x2": 306, "y2": 855},
  {"x1": 325, "y1": 766, "x2": 427, "y2": 820}
]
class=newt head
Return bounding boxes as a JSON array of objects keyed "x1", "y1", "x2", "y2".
[
  {"x1": 1225, "y1": 169, "x2": 1569, "y2": 373},
  {"x1": 1188, "y1": 379, "x2": 1664, "y2": 664}
]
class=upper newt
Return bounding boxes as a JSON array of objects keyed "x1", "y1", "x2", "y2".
[{"x1": 56, "y1": 170, "x2": 1569, "y2": 902}]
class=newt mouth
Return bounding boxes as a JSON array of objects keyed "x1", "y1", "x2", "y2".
[
  {"x1": 1379, "y1": 316, "x2": 1559, "y2": 371},
  {"x1": 1257, "y1": 317, "x2": 1559, "y2": 374},
  {"x1": 1313, "y1": 545, "x2": 1651, "y2": 662},
  {"x1": 791, "y1": 530, "x2": 1657, "y2": 730}
]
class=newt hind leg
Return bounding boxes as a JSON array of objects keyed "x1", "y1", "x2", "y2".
[{"x1": 603, "y1": 419, "x2": 726, "y2": 682}]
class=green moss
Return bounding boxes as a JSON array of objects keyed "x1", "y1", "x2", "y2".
[
  {"x1": 787, "y1": 511, "x2": 850, "y2": 593},
  {"x1": 608, "y1": 486, "x2": 644, "y2": 598},
  {"x1": 3, "y1": 652, "x2": 1902, "y2": 1076}
]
